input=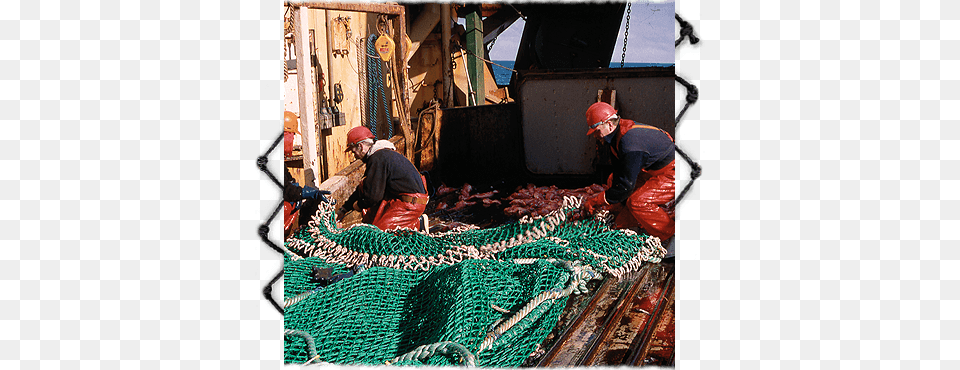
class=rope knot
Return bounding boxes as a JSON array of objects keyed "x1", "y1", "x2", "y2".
[
  {"x1": 685, "y1": 84, "x2": 699, "y2": 103},
  {"x1": 259, "y1": 225, "x2": 270, "y2": 238},
  {"x1": 679, "y1": 24, "x2": 699, "y2": 44},
  {"x1": 256, "y1": 156, "x2": 268, "y2": 169},
  {"x1": 691, "y1": 163, "x2": 702, "y2": 179},
  {"x1": 675, "y1": 13, "x2": 700, "y2": 46}
]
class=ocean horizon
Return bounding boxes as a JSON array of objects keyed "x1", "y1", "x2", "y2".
[{"x1": 490, "y1": 60, "x2": 674, "y2": 86}]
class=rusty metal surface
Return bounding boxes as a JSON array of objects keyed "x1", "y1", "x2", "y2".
[
  {"x1": 528, "y1": 266, "x2": 649, "y2": 367},
  {"x1": 524, "y1": 260, "x2": 674, "y2": 367},
  {"x1": 579, "y1": 266, "x2": 654, "y2": 365},
  {"x1": 529, "y1": 276, "x2": 616, "y2": 366},
  {"x1": 285, "y1": 1, "x2": 404, "y2": 15},
  {"x1": 630, "y1": 270, "x2": 676, "y2": 366},
  {"x1": 517, "y1": 67, "x2": 675, "y2": 176},
  {"x1": 593, "y1": 261, "x2": 673, "y2": 366}
]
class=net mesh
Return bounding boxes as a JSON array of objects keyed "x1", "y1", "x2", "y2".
[{"x1": 282, "y1": 196, "x2": 666, "y2": 366}]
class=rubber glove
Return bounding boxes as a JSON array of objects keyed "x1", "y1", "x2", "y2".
[{"x1": 582, "y1": 192, "x2": 609, "y2": 214}]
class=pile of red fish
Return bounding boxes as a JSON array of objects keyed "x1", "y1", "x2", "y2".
[
  {"x1": 502, "y1": 183, "x2": 607, "y2": 218},
  {"x1": 430, "y1": 182, "x2": 607, "y2": 219},
  {"x1": 433, "y1": 183, "x2": 501, "y2": 212}
]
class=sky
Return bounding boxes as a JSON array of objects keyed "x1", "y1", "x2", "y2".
[{"x1": 487, "y1": 0, "x2": 676, "y2": 64}]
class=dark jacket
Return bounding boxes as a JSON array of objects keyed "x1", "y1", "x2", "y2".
[
  {"x1": 604, "y1": 119, "x2": 675, "y2": 204},
  {"x1": 355, "y1": 143, "x2": 426, "y2": 209}
]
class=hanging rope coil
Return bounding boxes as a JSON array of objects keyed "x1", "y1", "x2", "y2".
[
  {"x1": 365, "y1": 34, "x2": 380, "y2": 138},
  {"x1": 365, "y1": 34, "x2": 393, "y2": 139}
]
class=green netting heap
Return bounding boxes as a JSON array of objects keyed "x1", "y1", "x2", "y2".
[{"x1": 282, "y1": 196, "x2": 665, "y2": 367}]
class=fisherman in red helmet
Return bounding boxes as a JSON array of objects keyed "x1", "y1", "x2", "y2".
[
  {"x1": 341, "y1": 126, "x2": 429, "y2": 230},
  {"x1": 581, "y1": 102, "x2": 676, "y2": 241},
  {"x1": 283, "y1": 111, "x2": 300, "y2": 158}
]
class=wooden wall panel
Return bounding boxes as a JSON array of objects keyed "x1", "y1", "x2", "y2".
[{"x1": 291, "y1": 7, "x2": 412, "y2": 185}]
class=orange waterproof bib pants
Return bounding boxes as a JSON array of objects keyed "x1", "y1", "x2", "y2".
[{"x1": 611, "y1": 160, "x2": 676, "y2": 240}]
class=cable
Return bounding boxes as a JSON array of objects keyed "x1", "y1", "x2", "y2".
[
  {"x1": 257, "y1": 131, "x2": 287, "y2": 314},
  {"x1": 667, "y1": 13, "x2": 701, "y2": 211},
  {"x1": 264, "y1": 268, "x2": 284, "y2": 314}
]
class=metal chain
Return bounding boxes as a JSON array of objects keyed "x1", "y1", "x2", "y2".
[{"x1": 620, "y1": 2, "x2": 631, "y2": 68}]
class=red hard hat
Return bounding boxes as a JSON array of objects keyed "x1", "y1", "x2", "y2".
[
  {"x1": 283, "y1": 111, "x2": 300, "y2": 134},
  {"x1": 585, "y1": 102, "x2": 618, "y2": 136},
  {"x1": 345, "y1": 126, "x2": 376, "y2": 152}
]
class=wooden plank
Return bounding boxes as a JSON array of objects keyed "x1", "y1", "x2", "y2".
[
  {"x1": 441, "y1": 4, "x2": 453, "y2": 108},
  {"x1": 326, "y1": 11, "x2": 367, "y2": 178},
  {"x1": 293, "y1": 6, "x2": 319, "y2": 188},
  {"x1": 308, "y1": 29, "x2": 331, "y2": 181},
  {"x1": 393, "y1": 7, "x2": 414, "y2": 160},
  {"x1": 286, "y1": 1, "x2": 403, "y2": 15},
  {"x1": 324, "y1": 10, "x2": 336, "y2": 103}
]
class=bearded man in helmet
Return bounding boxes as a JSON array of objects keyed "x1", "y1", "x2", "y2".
[
  {"x1": 340, "y1": 126, "x2": 429, "y2": 230},
  {"x1": 581, "y1": 102, "x2": 676, "y2": 241}
]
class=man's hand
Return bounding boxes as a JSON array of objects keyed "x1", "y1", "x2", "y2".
[
  {"x1": 336, "y1": 200, "x2": 362, "y2": 221},
  {"x1": 582, "y1": 192, "x2": 608, "y2": 214}
]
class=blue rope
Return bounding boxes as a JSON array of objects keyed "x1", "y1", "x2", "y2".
[
  {"x1": 365, "y1": 34, "x2": 379, "y2": 139},
  {"x1": 366, "y1": 34, "x2": 393, "y2": 139},
  {"x1": 379, "y1": 56, "x2": 392, "y2": 139}
]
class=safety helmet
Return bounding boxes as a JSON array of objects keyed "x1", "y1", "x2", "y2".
[
  {"x1": 585, "y1": 102, "x2": 618, "y2": 136},
  {"x1": 345, "y1": 126, "x2": 376, "y2": 152},
  {"x1": 283, "y1": 111, "x2": 300, "y2": 133}
]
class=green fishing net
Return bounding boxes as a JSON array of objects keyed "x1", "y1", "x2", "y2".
[{"x1": 282, "y1": 197, "x2": 665, "y2": 367}]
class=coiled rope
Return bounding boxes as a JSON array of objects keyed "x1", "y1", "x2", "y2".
[{"x1": 366, "y1": 34, "x2": 393, "y2": 139}]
